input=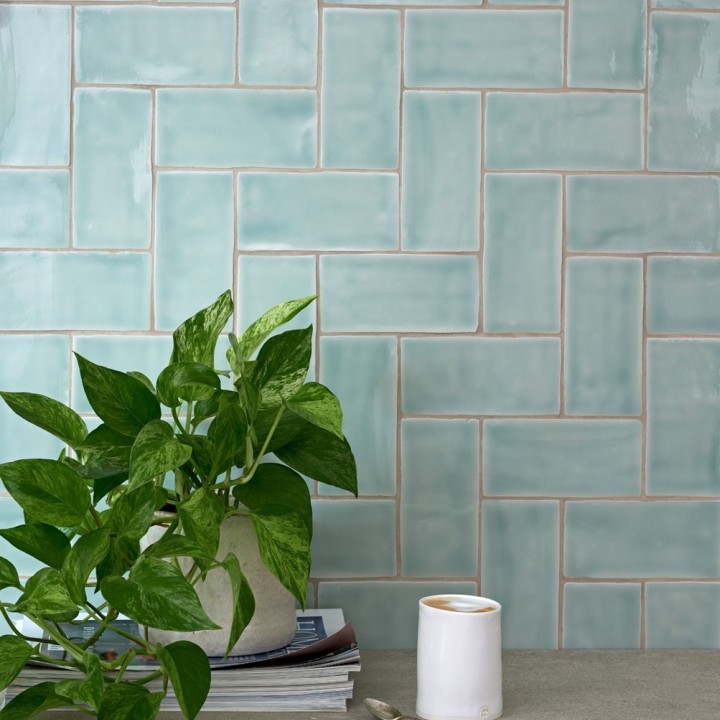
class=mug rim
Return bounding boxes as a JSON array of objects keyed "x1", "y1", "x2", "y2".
[{"x1": 418, "y1": 593, "x2": 501, "y2": 614}]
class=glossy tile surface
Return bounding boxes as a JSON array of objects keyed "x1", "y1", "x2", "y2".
[
  {"x1": 484, "y1": 420, "x2": 642, "y2": 497},
  {"x1": 649, "y1": 13, "x2": 720, "y2": 170},
  {"x1": 76, "y1": 7, "x2": 235, "y2": 84},
  {"x1": 486, "y1": 93, "x2": 644, "y2": 170},
  {"x1": 311, "y1": 500, "x2": 396, "y2": 577},
  {"x1": 320, "y1": 255, "x2": 479, "y2": 332},
  {"x1": 73, "y1": 89, "x2": 151, "y2": 249},
  {"x1": 321, "y1": 9, "x2": 400, "y2": 169},
  {"x1": 401, "y1": 419, "x2": 479, "y2": 577},
  {"x1": 484, "y1": 174, "x2": 561, "y2": 332},
  {"x1": 402, "y1": 338, "x2": 560, "y2": 415},
  {"x1": 156, "y1": 89, "x2": 316, "y2": 167},
  {"x1": 238, "y1": 173, "x2": 398, "y2": 250},
  {"x1": 405, "y1": 10, "x2": 563, "y2": 88},
  {"x1": 568, "y1": 0, "x2": 646, "y2": 89},
  {"x1": 482, "y1": 501, "x2": 559, "y2": 649},
  {"x1": 567, "y1": 175, "x2": 720, "y2": 253},
  {"x1": 647, "y1": 340, "x2": 720, "y2": 496},
  {"x1": 565, "y1": 258, "x2": 643, "y2": 416},
  {"x1": 0, "y1": 6, "x2": 70, "y2": 165},
  {"x1": 155, "y1": 172, "x2": 234, "y2": 330},
  {"x1": 489, "y1": 0, "x2": 563, "y2": 4},
  {"x1": 565, "y1": 502, "x2": 720, "y2": 578},
  {"x1": 0, "y1": 170, "x2": 69, "y2": 248},
  {"x1": 563, "y1": 584, "x2": 641, "y2": 649},
  {"x1": 653, "y1": 0, "x2": 720, "y2": 5},
  {"x1": 329, "y1": 0, "x2": 484, "y2": 4},
  {"x1": 320, "y1": 337, "x2": 397, "y2": 496},
  {"x1": 402, "y1": 92, "x2": 481, "y2": 251}
]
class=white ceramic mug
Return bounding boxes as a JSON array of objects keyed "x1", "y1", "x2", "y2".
[{"x1": 416, "y1": 594, "x2": 503, "y2": 720}]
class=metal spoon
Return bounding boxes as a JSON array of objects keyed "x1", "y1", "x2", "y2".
[{"x1": 363, "y1": 697, "x2": 418, "y2": 720}]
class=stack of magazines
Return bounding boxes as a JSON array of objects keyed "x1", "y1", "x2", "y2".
[{"x1": 9, "y1": 609, "x2": 360, "y2": 712}]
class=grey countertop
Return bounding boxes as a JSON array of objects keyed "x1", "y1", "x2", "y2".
[{"x1": 43, "y1": 650, "x2": 720, "y2": 720}]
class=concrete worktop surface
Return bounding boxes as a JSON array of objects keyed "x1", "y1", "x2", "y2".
[{"x1": 42, "y1": 650, "x2": 720, "y2": 720}]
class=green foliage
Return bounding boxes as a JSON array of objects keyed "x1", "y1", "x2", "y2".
[{"x1": 0, "y1": 291, "x2": 357, "y2": 719}]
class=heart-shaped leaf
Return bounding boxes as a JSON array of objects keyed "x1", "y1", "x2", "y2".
[
  {"x1": 157, "y1": 641, "x2": 210, "y2": 720},
  {"x1": 97, "y1": 683, "x2": 163, "y2": 720},
  {"x1": 143, "y1": 533, "x2": 207, "y2": 561},
  {"x1": 0, "y1": 392, "x2": 87, "y2": 449},
  {"x1": 178, "y1": 487, "x2": 225, "y2": 571},
  {"x1": 12, "y1": 568, "x2": 78, "y2": 623},
  {"x1": 156, "y1": 363, "x2": 221, "y2": 408},
  {"x1": 219, "y1": 553, "x2": 255, "y2": 658},
  {"x1": 0, "y1": 524, "x2": 70, "y2": 571},
  {"x1": 96, "y1": 537, "x2": 139, "y2": 587},
  {"x1": 61, "y1": 527, "x2": 111, "y2": 605},
  {"x1": 56, "y1": 654, "x2": 104, "y2": 710},
  {"x1": 78, "y1": 424, "x2": 133, "y2": 479},
  {"x1": 128, "y1": 420, "x2": 192, "y2": 488},
  {"x1": 101, "y1": 557, "x2": 219, "y2": 632},
  {"x1": 0, "y1": 635, "x2": 33, "y2": 691},
  {"x1": 0, "y1": 682, "x2": 73, "y2": 718},
  {"x1": 208, "y1": 396, "x2": 246, "y2": 481},
  {"x1": 0, "y1": 558, "x2": 21, "y2": 591},
  {"x1": 284, "y1": 382, "x2": 343, "y2": 439},
  {"x1": 107, "y1": 483, "x2": 156, "y2": 543}
]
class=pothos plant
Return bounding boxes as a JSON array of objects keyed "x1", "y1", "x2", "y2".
[{"x1": 0, "y1": 291, "x2": 357, "y2": 720}]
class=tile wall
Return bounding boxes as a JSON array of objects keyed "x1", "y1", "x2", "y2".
[{"x1": 1, "y1": 0, "x2": 720, "y2": 650}]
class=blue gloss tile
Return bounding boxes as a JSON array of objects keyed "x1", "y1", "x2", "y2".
[
  {"x1": 568, "y1": 0, "x2": 646, "y2": 89},
  {"x1": 321, "y1": 9, "x2": 400, "y2": 169},
  {"x1": 402, "y1": 92, "x2": 481, "y2": 252},
  {"x1": 156, "y1": 89, "x2": 316, "y2": 168},
  {"x1": 0, "y1": 498, "x2": 43, "y2": 577},
  {"x1": 484, "y1": 420, "x2": 642, "y2": 497},
  {"x1": 75, "y1": 7, "x2": 235, "y2": 84},
  {"x1": 653, "y1": 0, "x2": 720, "y2": 5},
  {"x1": 567, "y1": 175, "x2": 720, "y2": 253},
  {"x1": 486, "y1": 93, "x2": 644, "y2": 170},
  {"x1": 405, "y1": 10, "x2": 563, "y2": 89},
  {"x1": 649, "y1": 13, "x2": 720, "y2": 170},
  {"x1": 329, "y1": 0, "x2": 483, "y2": 4},
  {"x1": 238, "y1": 173, "x2": 398, "y2": 250},
  {"x1": 155, "y1": 172, "x2": 234, "y2": 331},
  {"x1": 401, "y1": 419, "x2": 479, "y2": 577},
  {"x1": 0, "y1": 253, "x2": 150, "y2": 331},
  {"x1": 311, "y1": 500, "x2": 396, "y2": 578},
  {"x1": 563, "y1": 584, "x2": 641, "y2": 649},
  {"x1": 565, "y1": 501, "x2": 720, "y2": 578},
  {"x1": 73, "y1": 89, "x2": 151, "y2": 249},
  {"x1": 320, "y1": 255, "x2": 478, "y2": 333},
  {"x1": 0, "y1": 335, "x2": 69, "y2": 464},
  {"x1": 318, "y1": 581, "x2": 477, "y2": 650},
  {"x1": 320, "y1": 337, "x2": 397, "y2": 496},
  {"x1": 489, "y1": 0, "x2": 563, "y2": 3},
  {"x1": 647, "y1": 340, "x2": 720, "y2": 496},
  {"x1": 482, "y1": 501, "x2": 559, "y2": 649},
  {"x1": 0, "y1": 6, "x2": 70, "y2": 165},
  {"x1": 646, "y1": 583, "x2": 720, "y2": 649},
  {"x1": 484, "y1": 174, "x2": 561, "y2": 332},
  {"x1": 648, "y1": 257, "x2": 720, "y2": 335},
  {"x1": 565, "y1": 258, "x2": 642, "y2": 416},
  {"x1": 239, "y1": 0, "x2": 317, "y2": 86},
  {"x1": 402, "y1": 338, "x2": 560, "y2": 415},
  {"x1": 0, "y1": 170, "x2": 68, "y2": 248}
]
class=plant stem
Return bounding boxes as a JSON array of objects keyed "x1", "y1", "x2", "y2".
[
  {"x1": 185, "y1": 401, "x2": 193, "y2": 434},
  {"x1": 114, "y1": 648, "x2": 136, "y2": 683},
  {"x1": 80, "y1": 607, "x2": 117, "y2": 651},
  {"x1": 83, "y1": 605, "x2": 151, "y2": 653},
  {"x1": 89, "y1": 506, "x2": 103, "y2": 529},
  {"x1": 30, "y1": 616, "x2": 85, "y2": 663},
  {"x1": 135, "y1": 670, "x2": 164, "y2": 685}
]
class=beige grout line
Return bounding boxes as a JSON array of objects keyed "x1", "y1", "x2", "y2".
[
  {"x1": 562, "y1": 0, "x2": 569, "y2": 89},
  {"x1": 559, "y1": 175, "x2": 568, "y2": 415},
  {"x1": 149, "y1": 89, "x2": 158, "y2": 332},
  {"x1": 316, "y1": 0, "x2": 324, "y2": 169},
  {"x1": 235, "y1": 0, "x2": 241, "y2": 86},
  {"x1": 477, "y1": 418, "x2": 484, "y2": 596},
  {"x1": 478, "y1": 91, "x2": 486, "y2": 334},
  {"x1": 232, "y1": 170, "x2": 240, "y2": 333},
  {"x1": 644, "y1": 0, "x2": 651, "y2": 170},
  {"x1": 398, "y1": 10, "x2": 406, "y2": 251},
  {"x1": 640, "y1": 581, "x2": 647, "y2": 649},
  {"x1": 69, "y1": 6, "x2": 77, "y2": 250},
  {"x1": 395, "y1": 336, "x2": 403, "y2": 579},
  {"x1": 558, "y1": 499, "x2": 566, "y2": 648},
  {"x1": 641, "y1": 258, "x2": 649, "y2": 502}
]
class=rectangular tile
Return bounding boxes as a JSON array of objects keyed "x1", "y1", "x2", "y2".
[
  {"x1": 402, "y1": 92, "x2": 481, "y2": 252},
  {"x1": 649, "y1": 13, "x2": 720, "y2": 170},
  {"x1": 0, "y1": 6, "x2": 70, "y2": 165},
  {"x1": 565, "y1": 258, "x2": 643, "y2": 416},
  {"x1": 646, "y1": 583, "x2": 720, "y2": 649},
  {"x1": 311, "y1": 500, "x2": 396, "y2": 577},
  {"x1": 321, "y1": 9, "x2": 400, "y2": 169},
  {"x1": 401, "y1": 420, "x2": 479, "y2": 577},
  {"x1": 73, "y1": 89, "x2": 151, "y2": 249},
  {"x1": 565, "y1": 501, "x2": 720, "y2": 578},
  {"x1": 238, "y1": 173, "x2": 398, "y2": 250},
  {"x1": 0, "y1": 253, "x2": 150, "y2": 331},
  {"x1": 402, "y1": 338, "x2": 560, "y2": 415},
  {"x1": 157, "y1": 89, "x2": 316, "y2": 168},
  {"x1": 489, "y1": 0, "x2": 563, "y2": 4},
  {"x1": 239, "y1": 0, "x2": 317, "y2": 86},
  {"x1": 155, "y1": 172, "x2": 234, "y2": 330},
  {"x1": 0, "y1": 170, "x2": 68, "y2": 248},
  {"x1": 320, "y1": 255, "x2": 479, "y2": 333},
  {"x1": 568, "y1": 0, "x2": 646, "y2": 89},
  {"x1": 75, "y1": 7, "x2": 235, "y2": 84},
  {"x1": 486, "y1": 93, "x2": 643, "y2": 170},
  {"x1": 320, "y1": 337, "x2": 397, "y2": 496},
  {"x1": 328, "y1": 0, "x2": 484, "y2": 4},
  {"x1": 647, "y1": 340, "x2": 720, "y2": 496},
  {"x1": 567, "y1": 175, "x2": 720, "y2": 253},
  {"x1": 484, "y1": 420, "x2": 642, "y2": 497},
  {"x1": 653, "y1": 0, "x2": 720, "y2": 5},
  {"x1": 405, "y1": 10, "x2": 563, "y2": 88},
  {"x1": 648, "y1": 258, "x2": 720, "y2": 335},
  {"x1": 563, "y1": 584, "x2": 641, "y2": 649},
  {"x1": 0, "y1": 336, "x2": 70, "y2": 464},
  {"x1": 482, "y1": 501, "x2": 559, "y2": 649},
  {"x1": 483, "y1": 174, "x2": 561, "y2": 332},
  {"x1": 317, "y1": 581, "x2": 477, "y2": 650}
]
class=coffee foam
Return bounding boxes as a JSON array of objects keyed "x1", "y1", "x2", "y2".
[{"x1": 422, "y1": 596, "x2": 496, "y2": 613}]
